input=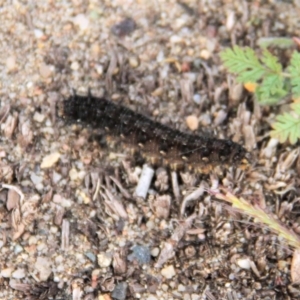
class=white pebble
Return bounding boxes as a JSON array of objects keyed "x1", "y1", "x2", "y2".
[
  {"x1": 1, "y1": 268, "x2": 13, "y2": 278},
  {"x1": 97, "y1": 252, "x2": 112, "y2": 267},
  {"x1": 35, "y1": 257, "x2": 52, "y2": 281},
  {"x1": 236, "y1": 257, "x2": 251, "y2": 270},
  {"x1": 186, "y1": 115, "x2": 199, "y2": 131},
  {"x1": 33, "y1": 112, "x2": 45, "y2": 123},
  {"x1": 178, "y1": 284, "x2": 186, "y2": 292},
  {"x1": 6, "y1": 56, "x2": 16, "y2": 72},
  {"x1": 12, "y1": 268, "x2": 26, "y2": 279},
  {"x1": 30, "y1": 173, "x2": 43, "y2": 185},
  {"x1": 151, "y1": 247, "x2": 160, "y2": 257},
  {"x1": 161, "y1": 265, "x2": 176, "y2": 279},
  {"x1": 41, "y1": 152, "x2": 61, "y2": 169},
  {"x1": 73, "y1": 14, "x2": 89, "y2": 31},
  {"x1": 34, "y1": 29, "x2": 44, "y2": 39},
  {"x1": 71, "y1": 61, "x2": 80, "y2": 71}
]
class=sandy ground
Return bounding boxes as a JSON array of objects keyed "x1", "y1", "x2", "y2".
[{"x1": 1, "y1": 0, "x2": 300, "y2": 299}]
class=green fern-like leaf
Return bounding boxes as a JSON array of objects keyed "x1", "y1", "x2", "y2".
[
  {"x1": 220, "y1": 46, "x2": 265, "y2": 82},
  {"x1": 261, "y1": 49, "x2": 282, "y2": 73},
  {"x1": 289, "y1": 52, "x2": 300, "y2": 97},
  {"x1": 270, "y1": 112, "x2": 300, "y2": 144}
]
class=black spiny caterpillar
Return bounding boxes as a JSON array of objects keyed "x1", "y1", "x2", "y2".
[{"x1": 60, "y1": 92, "x2": 250, "y2": 174}]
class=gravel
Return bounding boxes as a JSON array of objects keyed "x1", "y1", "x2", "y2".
[{"x1": 1, "y1": 0, "x2": 300, "y2": 299}]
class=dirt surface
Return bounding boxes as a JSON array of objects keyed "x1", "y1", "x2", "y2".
[{"x1": 1, "y1": 0, "x2": 300, "y2": 299}]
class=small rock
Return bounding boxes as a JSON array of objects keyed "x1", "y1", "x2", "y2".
[
  {"x1": 97, "y1": 252, "x2": 112, "y2": 268},
  {"x1": 226, "y1": 10, "x2": 235, "y2": 31},
  {"x1": 1, "y1": 268, "x2": 13, "y2": 278},
  {"x1": 178, "y1": 284, "x2": 186, "y2": 292},
  {"x1": 14, "y1": 244, "x2": 23, "y2": 254},
  {"x1": 85, "y1": 252, "x2": 96, "y2": 263},
  {"x1": 186, "y1": 115, "x2": 199, "y2": 131},
  {"x1": 35, "y1": 257, "x2": 52, "y2": 281},
  {"x1": 53, "y1": 194, "x2": 72, "y2": 208},
  {"x1": 236, "y1": 257, "x2": 251, "y2": 270},
  {"x1": 41, "y1": 152, "x2": 61, "y2": 169},
  {"x1": 111, "y1": 17, "x2": 136, "y2": 37},
  {"x1": 111, "y1": 282, "x2": 127, "y2": 300},
  {"x1": 161, "y1": 265, "x2": 176, "y2": 279},
  {"x1": 183, "y1": 293, "x2": 191, "y2": 300},
  {"x1": 73, "y1": 14, "x2": 89, "y2": 31},
  {"x1": 170, "y1": 35, "x2": 183, "y2": 44},
  {"x1": 128, "y1": 56, "x2": 139, "y2": 68},
  {"x1": 95, "y1": 64, "x2": 104, "y2": 75},
  {"x1": 151, "y1": 247, "x2": 160, "y2": 257},
  {"x1": 193, "y1": 94, "x2": 202, "y2": 104},
  {"x1": 39, "y1": 63, "x2": 52, "y2": 78},
  {"x1": 6, "y1": 56, "x2": 16, "y2": 72},
  {"x1": 33, "y1": 112, "x2": 46, "y2": 123},
  {"x1": 69, "y1": 168, "x2": 86, "y2": 181},
  {"x1": 30, "y1": 173, "x2": 43, "y2": 185},
  {"x1": 52, "y1": 171, "x2": 62, "y2": 184},
  {"x1": 128, "y1": 245, "x2": 151, "y2": 265},
  {"x1": 71, "y1": 61, "x2": 80, "y2": 71},
  {"x1": 200, "y1": 49, "x2": 211, "y2": 60},
  {"x1": 34, "y1": 29, "x2": 44, "y2": 39},
  {"x1": 12, "y1": 268, "x2": 26, "y2": 279}
]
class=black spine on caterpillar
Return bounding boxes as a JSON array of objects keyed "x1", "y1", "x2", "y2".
[{"x1": 61, "y1": 92, "x2": 250, "y2": 173}]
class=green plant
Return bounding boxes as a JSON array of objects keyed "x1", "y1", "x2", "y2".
[{"x1": 220, "y1": 46, "x2": 300, "y2": 144}]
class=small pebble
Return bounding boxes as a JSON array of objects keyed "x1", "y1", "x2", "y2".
[
  {"x1": 52, "y1": 171, "x2": 62, "y2": 184},
  {"x1": 71, "y1": 61, "x2": 80, "y2": 71},
  {"x1": 6, "y1": 56, "x2": 16, "y2": 72},
  {"x1": 69, "y1": 168, "x2": 86, "y2": 181},
  {"x1": 30, "y1": 173, "x2": 43, "y2": 185},
  {"x1": 151, "y1": 247, "x2": 160, "y2": 257},
  {"x1": 1, "y1": 268, "x2": 13, "y2": 278},
  {"x1": 73, "y1": 14, "x2": 89, "y2": 31},
  {"x1": 97, "y1": 252, "x2": 112, "y2": 268},
  {"x1": 161, "y1": 265, "x2": 176, "y2": 279},
  {"x1": 41, "y1": 152, "x2": 61, "y2": 169},
  {"x1": 129, "y1": 56, "x2": 139, "y2": 68},
  {"x1": 226, "y1": 10, "x2": 235, "y2": 31},
  {"x1": 111, "y1": 282, "x2": 127, "y2": 300},
  {"x1": 85, "y1": 252, "x2": 96, "y2": 263},
  {"x1": 53, "y1": 194, "x2": 72, "y2": 207},
  {"x1": 35, "y1": 257, "x2": 52, "y2": 281},
  {"x1": 183, "y1": 293, "x2": 191, "y2": 300},
  {"x1": 34, "y1": 29, "x2": 44, "y2": 39},
  {"x1": 33, "y1": 112, "x2": 46, "y2": 123},
  {"x1": 39, "y1": 63, "x2": 52, "y2": 78},
  {"x1": 200, "y1": 49, "x2": 211, "y2": 60},
  {"x1": 236, "y1": 257, "x2": 251, "y2": 270},
  {"x1": 111, "y1": 17, "x2": 136, "y2": 37},
  {"x1": 193, "y1": 94, "x2": 202, "y2": 104},
  {"x1": 128, "y1": 245, "x2": 151, "y2": 265},
  {"x1": 12, "y1": 268, "x2": 26, "y2": 279},
  {"x1": 28, "y1": 236, "x2": 37, "y2": 245},
  {"x1": 186, "y1": 115, "x2": 199, "y2": 131},
  {"x1": 178, "y1": 284, "x2": 186, "y2": 292},
  {"x1": 14, "y1": 244, "x2": 23, "y2": 254}
]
